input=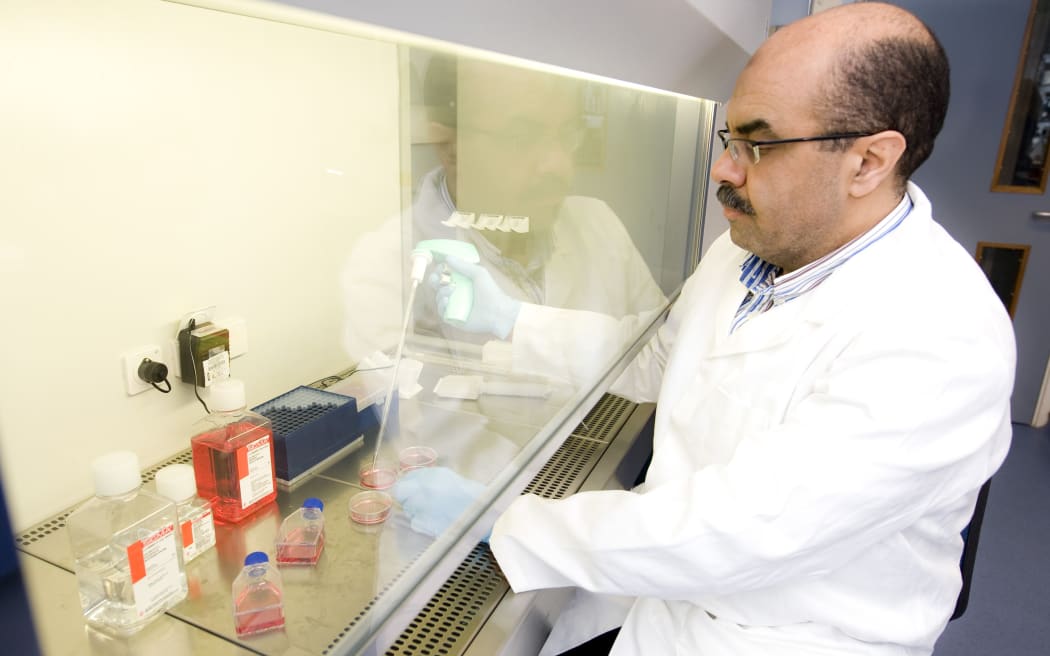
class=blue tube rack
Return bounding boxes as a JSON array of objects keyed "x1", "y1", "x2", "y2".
[{"x1": 252, "y1": 386, "x2": 363, "y2": 486}]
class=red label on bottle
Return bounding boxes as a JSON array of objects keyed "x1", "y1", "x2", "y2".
[
  {"x1": 236, "y1": 444, "x2": 249, "y2": 479},
  {"x1": 181, "y1": 520, "x2": 194, "y2": 548},
  {"x1": 127, "y1": 540, "x2": 147, "y2": 583}
]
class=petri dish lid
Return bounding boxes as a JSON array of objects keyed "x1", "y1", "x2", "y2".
[{"x1": 349, "y1": 490, "x2": 392, "y2": 525}]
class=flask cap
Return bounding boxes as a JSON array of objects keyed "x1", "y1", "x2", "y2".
[
  {"x1": 244, "y1": 551, "x2": 269, "y2": 566},
  {"x1": 303, "y1": 497, "x2": 324, "y2": 511},
  {"x1": 91, "y1": 451, "x2": 142, "y2": 497},
  {"x1": 154, "y1": 464, "x2": 197, "y2": 503},
  {"x1": 209, "y1": 378, "x2": 246, "y2": 412}
]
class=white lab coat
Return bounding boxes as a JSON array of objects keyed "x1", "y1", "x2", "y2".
[{"x1": 489, "y1": 183, "x2": 1016, "y2": 656}]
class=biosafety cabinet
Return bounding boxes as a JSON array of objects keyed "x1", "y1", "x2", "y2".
[{"x1": 2, "y1": 0, "x2": 721, "y2": 653}]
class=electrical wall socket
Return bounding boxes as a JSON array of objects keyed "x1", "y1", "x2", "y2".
[{"x1": 121, "y1": 345, "x2": 164, "y2": 395}]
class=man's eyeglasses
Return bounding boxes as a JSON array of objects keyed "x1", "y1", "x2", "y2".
[{"x1": 716, "y1": 129, "x2": 874, "y2": 165}]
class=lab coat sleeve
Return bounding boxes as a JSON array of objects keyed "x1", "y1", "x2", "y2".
[
  {"x1": 606, "y1": 298, "x2": 679, "y2": 404},
  {"x1": 505, "y1": 199, "x2": 673, "y2": 393},
  {"x1": 489, "y1": 313, "x2": 1015, "y2": 602},
  {"x1": 601, "y1": 235, "x2": 743, "y2": 403},
  {"x1": 507, "y1": 229, "x2": 730, "y2": 397},
  {"x1": 508, "y1": 302, "x2": 666, "y2": 393}
]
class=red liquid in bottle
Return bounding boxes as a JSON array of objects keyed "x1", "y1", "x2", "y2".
[
  {"x1": 233, "y1": 581, "x2": 285, "y2": 637},
  {"x1": 275, "y1": 527, "x2": 325, "y2": 566},
  {"x1": 191, "y1": 420, "x2": 277, "y2": 524}
]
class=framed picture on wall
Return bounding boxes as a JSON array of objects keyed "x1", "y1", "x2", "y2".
[
  {"x1": 991, "y1": 0, "x2": 1050, "y2": 193},
  {"x1": 975, "y1": 242, "x2": 1030, "y2": 318}
]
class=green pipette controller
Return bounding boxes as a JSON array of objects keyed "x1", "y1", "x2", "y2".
[{"x1": 411, "y1": 239, "x2": 481, "y2": 324}]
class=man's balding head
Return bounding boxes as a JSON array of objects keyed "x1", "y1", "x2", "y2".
[{"x1": 751, "y1": 2, "x2": 950, "y2": 186}]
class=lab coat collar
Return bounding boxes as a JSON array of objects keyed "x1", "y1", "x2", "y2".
[
  {"x1": 707, "y1": 182, "x2": 926, "y2": 359},
  {"x1": 708, "y1": 276, "x2": 814, "y2": 358}
]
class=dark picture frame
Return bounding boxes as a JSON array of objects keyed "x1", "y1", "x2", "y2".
[
  {"x1": 975, "y1": 241, "x2": 1030, "y2": 318},
  {"x1": 992, "y1": 0, "x2": 1050, "y2": 193}
]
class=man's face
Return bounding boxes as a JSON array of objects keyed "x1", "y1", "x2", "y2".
[
  {"x1": 710, "y1": 49, "x2": 851, "y2": 273},
  {"x1": 454, "y1": 62, "x2": 578, "y2": 233}
]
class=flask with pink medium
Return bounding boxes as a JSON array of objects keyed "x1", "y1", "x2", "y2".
[{"x1": 231, "y1": 551, "x2": 285, "y2": 637}]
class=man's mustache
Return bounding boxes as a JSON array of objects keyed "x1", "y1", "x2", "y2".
[{"x1": 716, "y1": 184, "x2": 755, "y2": 216}]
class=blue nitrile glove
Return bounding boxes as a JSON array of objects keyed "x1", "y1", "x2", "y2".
[
  {"x1": 433, "y1": 255, "x2": 522, "y2": 339},
  {"x1": 392, "y1": 466, "x2": 486, "y2": 538}
]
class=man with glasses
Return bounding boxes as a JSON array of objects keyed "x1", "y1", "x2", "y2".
[{"x1": 404, "y1": 3, "x2": 1016, "y2": 655}]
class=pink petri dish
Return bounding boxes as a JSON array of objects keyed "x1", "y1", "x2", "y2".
[
  {"x1": 398, "y1": 446, "x2": 437, "y2": 472},
  {"x1": 349, "y1": 491, "x2": 392, "y2": 525},
  {"x1": 359, "y1": 461, "x2": 398, "y2": 490}
]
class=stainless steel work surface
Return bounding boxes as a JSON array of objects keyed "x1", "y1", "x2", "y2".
[
  {"x1": 13, "y1": 359, "x2": 598, "y2": 656},
  {"x1": 17, "y1": 446, "x2": 490, "y2": 655},
  {"x1": 15, "y1": 392, "x2": 646, "y2": 655},
  {"x1": 19, "y1": 552, "x2": 259, "y2": 656}
]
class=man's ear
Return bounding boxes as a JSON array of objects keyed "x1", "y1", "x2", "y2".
[{"x1": 847, "y1": 130, "x2": 907, "y2": 197}]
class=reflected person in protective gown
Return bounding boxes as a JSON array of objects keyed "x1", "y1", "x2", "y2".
[
  {"x1": 399, "y1": 4, "x2": 1017, "y2": 656},
  {"x1": 340, "y1": 55, "x2": 666, "y2": 373},
  {"x1": 340, "y1": 54, "x2": 669, "y2": 651}
]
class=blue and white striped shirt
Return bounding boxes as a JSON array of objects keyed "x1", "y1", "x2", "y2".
[{"x1": 730, "y1": 194, "x2": 913, "y2": 334}]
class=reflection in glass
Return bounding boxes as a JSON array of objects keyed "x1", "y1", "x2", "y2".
[
  {"x1": 335, "y1": 46, "x2": 715, "y2": 652},
  {"x1": 342, "y1": 49, "x2": 711, "y2": 383},
  {"x1": 993, "y1": 0, "x2": 1050, "y2": 192}
]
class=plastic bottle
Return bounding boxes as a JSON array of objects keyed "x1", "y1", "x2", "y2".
[
  {"x1": 232, "y1": 551, "x2": 285, "y2": 637},
  {"x1": 275, "y1": 497, "x2": 325, "y2": 566},
  {"x1": 190, "y1": 379, "x2": 277, "y2": 524},
  {"x1": 155, "y1": 464, "x2": 216, "y2": 563},
  {"x1": 67, "y1": 451, "x2": 188, "y2": 636}
]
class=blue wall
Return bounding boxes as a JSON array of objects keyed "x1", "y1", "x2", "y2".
[{"x1": 895, "y1": 0, "x2": 1050, "y2": 423}]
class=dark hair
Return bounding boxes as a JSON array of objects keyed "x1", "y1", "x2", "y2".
[
  {"x1": 815, "y1": 31, "x2": 950, "y2": 186},
  {"x1": 423, "y1": 54, "x2": 458, "y2": 128}
]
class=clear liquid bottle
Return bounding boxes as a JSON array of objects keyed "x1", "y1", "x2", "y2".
[
  {"x1": 275, "y1": 497, "x2": 325, "y2": 566},
  {"x1": 232, "y1": 551, "x2": 285, "y2": 637},
  {"x1": 190, "y1": 379, "x2": 277, "y2": 524},
  {"x1": 67, "y1": 451, "x2": 188, "y2": 636},
  {"x1": 155, "y1": 464, "x2": 216, "y2": 563}
]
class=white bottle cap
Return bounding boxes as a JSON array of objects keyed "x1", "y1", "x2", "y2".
[
  {"x1": 91, "y1": 451, "x2": 142, "y2": 497},
  {"x1": 209, "y1": 378, "x2": 246, "y2": 412},
  {"x1": 154, "y1": 464, "x2": 197, "y2": 503}
]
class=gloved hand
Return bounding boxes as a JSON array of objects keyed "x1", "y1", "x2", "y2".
[
  {"x1": 392, "y1": 466, "x2": 487, "y2": 538},
  {"x1": 432, "y1": 256, "x2": 522, "y2": 339}
]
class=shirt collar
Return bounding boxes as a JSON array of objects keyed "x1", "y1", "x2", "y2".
[
  {"x1": 740, "y1": 193, "x2": 913, "y2": 299},
  {"x1": 731, "y1": 193, "x2": 913, "y2": 333}
]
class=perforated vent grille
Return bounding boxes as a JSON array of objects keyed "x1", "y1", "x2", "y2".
[
  {"x1": 523, "y1": 437, "x2": 602, "y2": 499},
  {"x1": 141, "y1": 450, "x2": 193, "y2": 482},
  {"x1": 369, "y1": 394, "x2": 635, "y2": 656},
  {"x1": 381, "y1": 544, "x2": 504, "y2": 656},
  {"x1": 573, "y1": 394, "x2": 633, "y2": 442},
  {"x1": 15, "y1": 512, "x2": 74, "y2": 548},
  {"x1": 15, "y1": 450, "x2": 193, "y2": 547}
]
